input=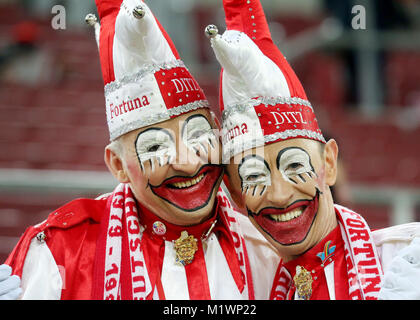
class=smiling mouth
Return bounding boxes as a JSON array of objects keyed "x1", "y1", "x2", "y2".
[
  {"x1": 167, "y1": 173, "x2": 206, "y2": 189},
  {"x1": 248, "y1": 190, "x2": 320, "y2": 246},
  {"x1": 150, "y1": 165, "x2": 223, "y2": 212},
  {"x1": 268, "y1": 206, "x2": 305, "y2": 222}
]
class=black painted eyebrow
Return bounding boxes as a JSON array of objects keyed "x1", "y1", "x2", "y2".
[
  {"x1": 181, "y1": 114, "x2": 211, "y2": 138},
  {"x1": 276, "y1": 146, "x2": 314, "y2": 172},
  {"x1": 238, "y1": 154, "x2": 271, "y2": 182},
  {"x1": 135, "y1": 127, "x2": 174, "y2": 144},
  {"x1": 134, "y1": 127, "x2": 175, "y2": 161}
]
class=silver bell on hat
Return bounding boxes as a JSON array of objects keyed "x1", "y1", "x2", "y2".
[
  {"x1": 133, "y1": 5, "x2": 146, "y2": 19},
  {"x1": 205, "y1": 24, "x2": 218, "y2": 38},
  {"x1": 85, "y1": 13, "x2": 98, "y2": 26}
]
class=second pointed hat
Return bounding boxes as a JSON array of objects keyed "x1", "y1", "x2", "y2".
[
  {"x1": 93, "y1": 0, "x2": 209, "y2": 141},
  {"x1": 207, "y1": 0, "x2": 325, "y2": 162}
]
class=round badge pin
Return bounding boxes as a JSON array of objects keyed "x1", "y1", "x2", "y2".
[{"x1": 152, "y1": 221, "x2": 167, "y2": 236}]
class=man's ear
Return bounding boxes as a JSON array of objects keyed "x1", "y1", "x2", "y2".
[
  {"x1": 323, "y1": 139, "x2": 339, "y2": 186},
  {"x1": 104, "y1": 146, "x2": 129, "y2": 183}
]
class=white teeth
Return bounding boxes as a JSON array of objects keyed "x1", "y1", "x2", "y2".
[
  {"x1": 269, "y1": 208, "x2": 304, "y2": 222},
  {"x1": 171, "y1": 173, "x2": 205, "y2": 189}
]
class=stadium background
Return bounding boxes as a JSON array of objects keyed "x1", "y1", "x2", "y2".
[{"x1": 0, "y1": 0, "x2": 419, "y2": 263}]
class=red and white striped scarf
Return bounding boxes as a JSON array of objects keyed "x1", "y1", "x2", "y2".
[
  {"x1": 270, "y1": 205, "x2": 384, "y2": 300},
  {"x1": 92, "y1": 183, "x2": 253, "y2": 300}
]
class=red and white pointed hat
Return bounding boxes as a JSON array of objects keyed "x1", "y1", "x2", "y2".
[
  {"x1": 91, "y1": 0, "x2": 209, "y2": 141},
  {"x1": 206, "y1": 0, "x2": 325, "y2": 161}
]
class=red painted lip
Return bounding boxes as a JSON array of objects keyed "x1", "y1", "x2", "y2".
[
  {"x1": 250, "y1": 193, "x2": 319, "y2": 246},
  {"x1": 150, "y1": 165, "x2": 223, "y2": 211}
]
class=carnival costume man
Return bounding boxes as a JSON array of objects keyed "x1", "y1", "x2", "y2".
[
  {"x1": 205, "y1": 0, "x2": 420, "y2": 300},
  {"x1": 2, "y1": 0, "x2": 279, "y2": 299}
]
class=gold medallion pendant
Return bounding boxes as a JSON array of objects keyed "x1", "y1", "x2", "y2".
[
  {"x1": 293, "y1": 266, "x2": 313, "y2": 300},
  {"x1": 174, "y1": 231, "x2": 198, "y2": 266}
]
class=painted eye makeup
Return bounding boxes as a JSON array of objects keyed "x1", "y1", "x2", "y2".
[
  {"x1": 135, "y1": 128, "x2": 176, "y2": 172},
  {"x1": 182, "y1": 114, "x2": 217, "y2": 156},
  {"x1": 238, "y1": 155, "x2": 271, "y2": 196},
  {"x1": 276, "y1": 147, "x2": 316, "y2": 184}
]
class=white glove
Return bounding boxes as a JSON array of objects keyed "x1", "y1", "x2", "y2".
[
  {"x1": 378, "y1": 237, "x2": 420, "y2": 300},
  {"x1": 0, "y1": 264, "x2": 22, "y2": 300}
]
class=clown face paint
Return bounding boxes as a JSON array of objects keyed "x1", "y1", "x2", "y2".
[
  {"x1": 226, "y1": 138, "x2": 337, "y2": 258},
  {"x1": 135, "y1": 128, "x2": 176, "y2": 172},
  {"x1": 277, "y1": 147, "x2": 317, "y2": 185},
  {"x1": 247, "y1": 146, "x2": 321, "y2": 246},
  {"x1": 149, "y1": 164, "x2": 223, "y2": 212},
  {"x1": 182, "y1": 114, "x2": 218, "y2": 158},
  {"x1": 238, "y1": 155, "x2": 271, "y2": 196},
  {"x1": 126, "y1": 110, "x2": 223, "y2": 225},
  {"x1": 146, "y1": 114, "x2": 222, "y2": 212}
]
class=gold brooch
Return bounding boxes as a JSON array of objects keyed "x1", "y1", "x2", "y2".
[
  {"x1": 174, "y1": 231, "x2": 198, "y2": 266},
  {"x1": 293, "y1": 266, "x2": 313, "y2": 300}
]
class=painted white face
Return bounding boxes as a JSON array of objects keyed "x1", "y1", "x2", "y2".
[
  {"x1": 135, "y1": 114, "x2": 218, "y2": 175},
  {"x1": 234, "y1": 141, "x2": 323, "y2": 249},
  {"x1": 121, "y1": 109, "x2": 223, "y2": 226},
  {"x1": 227, "y1": 138, "x2": 338, "y2": 260},
  {"x1": 238, "y1": 147, "x2": 317, "y2": 200}
]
